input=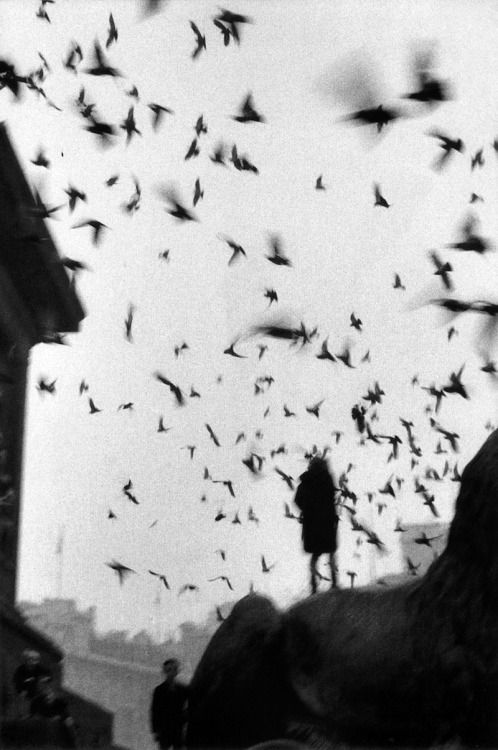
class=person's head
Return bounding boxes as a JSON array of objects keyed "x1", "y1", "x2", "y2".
[
  {"x1": 162, "y1": 658, "x2": 180, "y2": 683},
  {"x1": 23, "y1": 650, "x2": 40, "y2": 667},
  {"x1": 307, "y1": 455, "x2": 329, "y2": 474}
]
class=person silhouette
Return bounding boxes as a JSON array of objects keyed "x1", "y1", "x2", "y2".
[
  {"x1": 151, "y1": 658, "x2": 189, "y2": 749},
  {"x1": 294, "y1": 455, "x2": 339, "y2": 594}
]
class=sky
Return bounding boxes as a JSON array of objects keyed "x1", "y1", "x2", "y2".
[{"x1": 4, "y1": 0, "x2": 498, "y2": 639}]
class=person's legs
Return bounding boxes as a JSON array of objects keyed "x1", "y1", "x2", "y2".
[{"x1": 309, "y1": 553, "x2": 319, "y2": 594}]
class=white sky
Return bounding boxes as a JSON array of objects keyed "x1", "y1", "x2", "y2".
[{"x1": 4, "y1": 0, "x2": 498, "y2": 638}]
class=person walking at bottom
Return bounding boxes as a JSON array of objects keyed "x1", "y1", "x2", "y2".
[
  {"x1": 151, "y1": 658, "x2": 189, "y2": 750},
  {"x1": 294, "y1": 454, "x2": 339, "y2": 594}
]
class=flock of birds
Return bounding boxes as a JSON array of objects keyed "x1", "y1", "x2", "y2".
[{"x1": 6, "y1": 3, "x2": 498, "y2": 622}]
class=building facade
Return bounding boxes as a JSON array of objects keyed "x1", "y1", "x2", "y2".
[{"x1": 0, "y1": 123, "x2": 115, "y2": 747}]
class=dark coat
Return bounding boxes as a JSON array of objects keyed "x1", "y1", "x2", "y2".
[
  {"x1": 294, "y1": 460, "x2": 338, "y2": 554},
  {"x1": 13, "y1": 663, "x2": 52, "y2": 699},
  {"x1": 151, "y1": 680, "x2": 189, "y2": 747}
]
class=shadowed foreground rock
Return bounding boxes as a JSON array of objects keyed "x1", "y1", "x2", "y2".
[{"x1": 187, "y1": 429, "x2": 498, "y2": 749}]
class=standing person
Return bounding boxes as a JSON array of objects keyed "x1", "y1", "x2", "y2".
[
  {"x1": 151, "y1": 658, "x2": 189, "y2": 750},
  {"x1": 294, "y1": 455, "x2": 339, "y2": 594}
]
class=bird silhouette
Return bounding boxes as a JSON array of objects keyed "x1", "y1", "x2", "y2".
[
  {"x1": 232, "y1": 93, "x2": 265, "y2": 123},
  {"x1": 154, "y1": 372, "x2": 184, "y2": 406},
  {"x1": 205, "y1": 423, "x2": 221, "y2": 447},
  {"x1": 88, "y1": 398, "x2": 101, "y2": 414},
  {"x1": 106, "y1": 560, "x2": 135, "y2": 585},
  {"x1": 149, "y1": 570, "x2": 170, "y2": 589},
  {"x1": 190, "y1": 22, "x2": 206, "y2": 58},
  {"x1": 406, "y1": 557, "x2": 421, "y2": 575},
  {"x1": 185, "y1": 138, "x2": 200, "y2": 161},
  {"x1": 315, "y1": 175, "x2": 326, "y2": 190},
  {"x1": 72, "y1": 219, "x2": 108, "y2": 246},
  {"x1": 159, "y1": 186, "x2": 198, "y2": 222},
  {"x1": 265, "y1": 234, "x2": 292, "y2": 266},
  {"x1": 193, "y1": 178, "x2": 204, "y2": 207},
  {"x1": 124, "y1": 305, "x2": 134, "y2": 342},
  {"x1": 157, "y1": 417, "x2": 171, "y2": 433},
  {"x1": 306, "y1": 399, "x2": 324, "y2": 418},
  {"x1": 210, "y1": 142, "x2": 227, "y2": 165},
  {"x1": 213, "y1": 9, "x2": 252, "y2": 44},
  {"x1": 446, "y1": 215, "x2": 491, "y2": 255},
  {"x1": 261, "y1": 555, "x2": 276, "y2": 573},
  {"x1": 106, "y1": 13, "x2": 118, "y2": 48},
  {"x1": 350, "y1": 313, "x2": 362, "y2": 331},
  {"x1": 264, "y1": 288, "x2": 278, "y2": 306},
  {"x1": 429, "y1": 251, "x2": 453, "y2": 290},
  {"x1": 224, "y1": 340, "x2": 246, "y2": 357},
  {"x1": 85, "y1": 41, "x2": 122, "y2": 76},
  {"x1": 402, "y1": 45, "x2": 450, "y2": 107},
  {"x1": 148, "y1": 103, "x2": 174, "y2": 131},
  {"x1": 208, "y1": 575, "x2": 233, "y2": 591},
  {"x1": 64, "y1": 185, "x2": 87, "y2": 213},
  {"x1": 178, "y1": 583, "x2": 199, "y2": 595},
  {"x1": 414, "y1": 531, "x2": 442, "y2": 547},
  {"x1": 274, "y1": 467, "x2": 294, "y2": 490},
  {"x1": 218, "y1": 236, "x2": 247, "y2": 266},
  {"x1": 31, "y1": 147, "x2": 50, "y2": 168},
  {"x1": 428, "y1": 130, "x2": 464, "y2": 170},
  {"x1": 373, "y1": 183, "x2": 390, "y2": 208},
  {"x1": 37, "y1": 378, "x2": 56, "y2": 395},
  {"x1": 120, "y1": 107, "x2": 141, "y2": 144}
]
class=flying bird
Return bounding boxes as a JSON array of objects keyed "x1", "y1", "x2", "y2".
[
  {"x1": 148, "y1": 103, "x2": 174, "y2": 130},
  {"x1": 157, "y1": 417, "x2": 171, "y2": 433},
  {"x1": 218, "y1": 236, "x2": 247, "y2": 265},
  {"x1": 149, "y1": 570, "x2": 170, "y2": 589},
  {"x1": 72, "y1": 219, "x2": 108, "y2": 246},
  {"x1": 64, "y1": 185, "x2": 87, "y2": 213},
  {"x1": 213, "y1": 8, "x2": 252, "y2": 44},
  {"x1": 274, "y1": 467, "x2": 294, "y2": 490},
  {"x1": 185, "y1": 137, "x2": 200, "y2": 161},
  {"x1": 261, "y1": 555, "x2": 276, "y2": 573},
  {"x1": 190, "y1": 21, "x2": 206, "y2": 59},
  {"x1": 120, "y1": 107, "x2": 141, "y2": 144},
  {"x1": 264, "y1": 288, "x2": 278, "y2": 306},
  {"x1": 402, "y1": 45, "x2": 450, "y2": 107},
  {"x1": 159, "y1": 186, "x2": 198, "y2": 222},
  {"x1": 154, "y1": 372, "x2": 185, "y2": 406},
  {"x1": 178, "y1": 584, "x2": 199, "y2": 595},
  {"x1": 30, "y1": 147, "x2": 50, "y2": 168},
  {"x1": 208, "y1": 575, "x2": 233, "y2": 591},
  {"x1": 373, "y1": 183, "x2": 390, "y2": 208},
  {"x1": 224, "y1": 340, "x2": 247, "y2": 357},
  {"x1": 429, "y1": 251, "x2": 453, "y2": 290},
  {"x1": 446, "y1": 215, "x2": 491, "y2": 255},
  {"x1": 88, "y1": 398, "x2": 102, "y2": 414},
  {"x1": 106, "y1": 13, "x2": 118, "y2": 48},
  {"x1": 193, "y1": 178, "x2": 204, "y2": 207},
  {"x1": 205, "y1": 423, "x2": 221, "y2": 447},
  {"x1": 124, "y1": 305, "x2": 134, "y2": 342},
  {"x1": 85, "y1": 41, "x2": 122, "y2": 77},
  {"x1": 106, "y1": 560, "x2": 135, "y2": 586},
  {"x1": 428, "y1": 130, "x2": 464, "y2": 170},
  {"x1": 265, "y1": 234, "x2": 292, "y2": 266},
  {"x1": 231, "y1": 93, "x2": 265, "y2": 123},
  {"x1": 37, "y1": 378, "x2": 56, "y2": 395}
]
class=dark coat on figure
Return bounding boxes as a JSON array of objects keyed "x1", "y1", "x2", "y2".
[
  {"x1": 294, "y1": 459, "x2": 338, "y2": 554},
  {"x1": 14, "y1": 662, "x2": 52, "y2": 699},
  {"x1": 151, "y1": 680, "x2": 189, "y2": 747}
]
